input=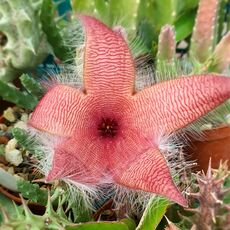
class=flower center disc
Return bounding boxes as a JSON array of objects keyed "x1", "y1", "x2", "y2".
[{"x1": 98, "y1": 118, "x2": 118, "y2": 138}]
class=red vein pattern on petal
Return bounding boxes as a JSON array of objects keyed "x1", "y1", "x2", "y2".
[
  {"x1": 29, "y1": 85, "x2": 86, "y2": 137},
  {"x1": 46, "y1": 131, "x2": 108, "y2": 184},
  {"x1": 114, "y1": 146, "x2": 187, "y2": 207},
  {"x1": 132, "y1": 75, "x2": 230, "y2": 137},
  {"x1": 79, "y1": 15, "x2": 135, "y2": 96}
]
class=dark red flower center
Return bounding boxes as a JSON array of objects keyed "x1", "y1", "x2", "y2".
[{"x1": 98, "y1": 118, "x2": 119, "y2": 138}]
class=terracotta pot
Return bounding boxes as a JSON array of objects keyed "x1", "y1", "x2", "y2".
[{"x1": 186, "y1": 125, "x2": 230, "y2": 171}]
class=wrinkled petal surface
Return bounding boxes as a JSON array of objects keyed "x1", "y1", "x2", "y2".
[
  {"x1": 114, "y1": 146, "x2": 187, "y2": 207},
  {"x1": 132, "y1": 75, "x2": 230, "y2": 136},
  {"x1": 29, "y1": 85, "x2": 86, "y2": 137},
  {"x1": 46, "y1": 131, "x2": 108, "y2": 184},
  {"x1": 29, "y1": 15, "x2": 230, "y2": 208},
  {"x1": 79, "y1": 15, "x2": 135, "y2": 96}
]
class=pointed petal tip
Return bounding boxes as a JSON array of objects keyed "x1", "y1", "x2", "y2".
[
  {"x1": 159, "y1": 180, "x2": 188, "y2": 207},
  {"x1": 134, "y1": 74, "x2": 230, "y2": 135},
  {"x1": 45, "y1": 171, "x2": 56, "y2": 183},
  {"x1": 114, "y1": 147, "x2": 189, "y2": 207},
  {"x1": 77, "y1": 14, "x2": 135, "y2": 96},
  {"x1": 170, "y1": 192, "x2": 188, "y2": 207}
]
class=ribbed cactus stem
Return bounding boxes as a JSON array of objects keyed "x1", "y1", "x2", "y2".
[
  {"x1": 182, "y1": 161, "x2": 230, "y2": 229},
  {"x1": 0, "y1": 191, "x2": 72, "y2": 229},
  {"x1": 0, "y1": 80, "x2": 38, "y2": 110},
  {"x1": 156, "y1": 25, "x2": 176, "y2": 81},
  {"x1": 157, "y1": 25, "x2": 176, "y2": 63},
  {"x1": 0, "y1": 207, "x2": 10, "y2": 223},
  {"x1": 12, "y1": 128, "x2": 36, "y2": 152},
  {"x1": 208, "y1": 31, "x2": 230, "y2": 73},
  {"x1": 19, "y1": 74, "x2": 43, "y2": 98},
  {"x1": 190, "y1": 0, "x2": 220, "y2": 63},
  {"x1": 0, "y1": 0, "x2": 50, "y2": 81},
  {"x1": 40, "y1": 0, "x2": 71, "y2": 62},
  {"x1": 20, "y1": 195, "x2": 33, "y2": 219}
]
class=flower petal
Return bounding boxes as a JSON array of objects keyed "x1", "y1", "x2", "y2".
[
  {"x1": 114, "y1": 146, "x2": 187, "y2": 207},
  {"x1": 79, "y1": 15, "x2": 135, "y2": 96},
  {"x1": 46, "y1": 132, "x2": 108, "y2": 184},
  {"x1": 29, "y1": 85, "x2": 86, "y2": 137},
  {"x1": 132, "y1": 75, "x2": 230, "y2": 136}
]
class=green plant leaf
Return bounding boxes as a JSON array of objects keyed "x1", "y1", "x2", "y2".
[
  {"x1": 137, "y1": 0, "x2": 174, "y2": 32},
  {"x1": 70, "y1": 195, "x2": 93, "y2": 223},
  {"x1": 0, "y1": 168, "x2": 22, "y2": 192},
  {"x1": 121, "y1": 219, "x2": 136, "y2": 230},
  {"x1": 12, "y1": 127, "x2": 43, "y2": 158},
  {"x1": 40, "y1": 0, "x2": 71, "y2": 61},
  {"x1": 174, "y1": 10, "x2": 196, "y2": 41},
  {"x1": 71, "y1": 0, "x2": 96, "y2": 14},
  {"x1": 94, "y1": 0, "x2": 108, "y2": 18},
  {"x1": 66, "y1": 221, "x2": 131, "y2": 230},
  {"x1": 136, "y1": 197, "x2": 169, "y2": 230},
  {"x1": 72, "y1": 0, "x2": 139, "y2": 32},
  {"x1": 107, "y1": 0, "x2": 139, "y2": 29},
  {"x1": 0, "y1": 80, "x2": 38, "y2": 110},
  {"x1": 19, "y1": 74, "x2": 43, "y2": 98},
  {"x1": 173, "y1": 0, "x2": 198, "y2": 19},
  {"x1": 224, "y1": 176, "x2": 230, "y2": 203},
  {"x1": 12, "y1": 128, "x2": 33, "y2": 151},
  {"x1": 0, "y1": 193, "x2": 17, "y2": 223},
  {"x1": 136, "y1": 0, "x2": 175, "y2": 50},
  {"x1": 17, "y1": 180, "x2": 48, "y2": 206},
  {"x1": 215, "y1": 0, "x2": 227, "y2": 44}
]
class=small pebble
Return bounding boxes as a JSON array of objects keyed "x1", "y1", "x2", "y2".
[
  {"x1": 14, "y1": 121, "x2": 27, "y2": 130},
  {"x1": 177, "y1": 40, "x2": 188, "y2": 49},
  {"x1": 5, "y1": 149, "x2": 23, "y2": 166},
  {"x1": 5, "y1": 138, "x2": 17, "y2": 153},
  {"x1": 14, "y1": 174, "x2": 24, "y2": 181},
  {"x1": 20, "y1": 113, "x2": 29, "y2": 122},
  {"x1": 16, "y1": 173, "x2": 28, "y2": 180},
  {"x1": 3, "y1": 107, "x2": 16, "y2": 122},
  {"x1": 0, "y1": 124, "x2": 7, "y2": 131},
  {"x1": 7, "y1": 166, "x2": 15, "y2": 175}
]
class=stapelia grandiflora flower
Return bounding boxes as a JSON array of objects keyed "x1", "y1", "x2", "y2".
[{"x1": 29, "y1": 15, "x2": 230, "y2": 207}]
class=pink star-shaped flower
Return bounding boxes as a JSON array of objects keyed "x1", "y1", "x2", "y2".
[{"x1": 29, "y1": 15, "x2": 230, "y2": 207}]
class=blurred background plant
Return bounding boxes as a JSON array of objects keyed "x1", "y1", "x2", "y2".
[
  {"x1": 165, "y1": 161, "x2": 230, "y2": 230},
  {"x1": 0, "y1": 0, "x2": 71, "y2": 110},
  {"x1": 0, "y1": 0, "x2": 230, "y2": 229},
  {"x1": 1, "y1": 0, "x2": 229, "y2": 109}
]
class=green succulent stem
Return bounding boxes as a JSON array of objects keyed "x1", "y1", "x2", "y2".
[
  {"x1": 40, "y1": 0, "x2": 71, "y2": 62},
  {"x1": 0, "y1": 80, "x2": 38, "y2": 110},
  {"x1": 0, "y1": 0, "x2": 50, "y2": 82},
  {"x1": 12, "y1": 128, "x2": 33, "y2": 151},
  {"x1": 19, "y1": 74, "x2": 43, "y2": 98},
  {"x1": 190, "y1": 0, "x2": 220, "y2": 62}
]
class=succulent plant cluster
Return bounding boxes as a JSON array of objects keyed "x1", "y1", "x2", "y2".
[
  {"x1": 177, "y1": 161, "x2": 230, "y2": 230},
  {"x1": 0, "y1": 0, "x2": 76, "y2": 110},
  {"x1": 0, "y1": 193, "x2": 71, "y2": 230},
  {"x1": 189, "y1": 0, "x2": 230, "y2": 74},
  {"x1": 0, "y1": 0, "x2": 230, "y2": 229},
  {"x1": 0, "y1": 189, "x2": 136, "y2": 230},
  {"x1": 0, "y1": 0, "x2": 50, "y2": 82}
]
